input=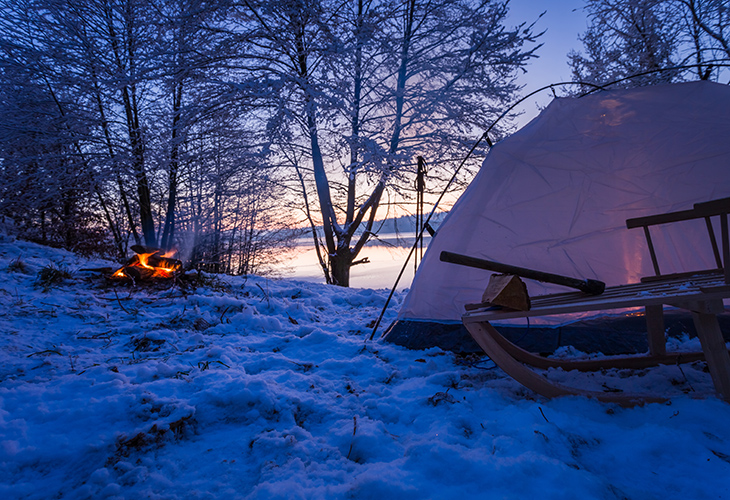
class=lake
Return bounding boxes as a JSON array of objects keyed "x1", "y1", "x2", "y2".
[{"x1": 282, "y1": 232, "x2": 431, "y2": 290}]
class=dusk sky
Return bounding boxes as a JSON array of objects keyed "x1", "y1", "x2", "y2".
[{"x1": 509, "y1": 0, "x2": 588, "y2": 120}]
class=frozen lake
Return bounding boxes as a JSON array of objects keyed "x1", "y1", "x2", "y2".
[{"x1": 283, "y1": 232, "x2": 431, "y2": 290}]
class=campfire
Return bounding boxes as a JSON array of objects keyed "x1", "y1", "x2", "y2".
[{"x1": 110, "y1": 245, "x2": 183, "y2": 282}]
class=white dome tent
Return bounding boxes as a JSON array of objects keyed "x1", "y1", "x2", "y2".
[{"x1": 384, "y1": 81, "x2": 730, "y2": 353}]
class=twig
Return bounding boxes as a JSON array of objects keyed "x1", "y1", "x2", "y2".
[
  {"x1": 198, "y1": 360, "x2": 230, "y2": 371},
  {"x1": 346, "y1": 416, "x2": 358, "y2": 460},
  {"x1": 27, "y1": 349, "x2": 62, "y2": 357},
  {"x1": 256, "y1": 283, "x2": 270, "y2": 306},
  {"x1": 676, "y1": 355, "x2": 695, "y2": 392},
  {"x1": 113, "y1": 289, "x2": 132, "y2": 315},
  {"x1": 220, "y1": 306, "x2": 231, "y2": 324},
  {"x1": 76, "y1": 363, "x2": 100, "y2": 375},
  {"x1": 538, "y1": 407, "x2": 549, "y2": 423},
  {"x1": 165, "y1": 340, "x2": 180, "y2": 352}
]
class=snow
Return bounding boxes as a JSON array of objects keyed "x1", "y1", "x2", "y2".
[{"x1": 1, "y1": 236, "x2": 730, "y2": 500}]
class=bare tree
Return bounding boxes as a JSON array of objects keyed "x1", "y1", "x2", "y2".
[
  {"x1": 678, "y1": 0, "x2": 730, "y2": 70},
  {"x1": 569, "y1": 0, "x2": 679, "y2": 88},
  {"x1": 233, "y1": 0, "x2": 541, "y2": 286},
  {"x1": 0, "y1": 0, "x2": 294, "y2": 270},
  {"x1": 0, "y1": 0, "x2": 110, "y2": 252},
  {"x1": 569, "y1": 0, "x2": 730, "y2": 89}
]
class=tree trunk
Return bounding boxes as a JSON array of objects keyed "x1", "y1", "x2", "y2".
[
  {"x1": 95, "y1": 186, "x2": 125, "y2": 259},
  {"x1": 41, "y1": 210, "x2": 47, "y2": 243},
  {"x1": 103, "y1": 0, "x2": 155, "y2": 247},
  {"x1": 134, "y1": 149, "x2": 155, "y2": 247},
  {"x1": 330, "y1": 246, "x2": 353, "y2": 287},
  {"x1": 90, "y1": 64, "x2": 141, "y2": 247},
  {"x1": 294, "y1": 20, "x2": 342, "y2": 283},
  {"x1": 329, "y1": 0, "x2": 413, "y2": 285},
  {"x1": 62, "y1": 185, "x2": 75, "y2": 248},
  {"x1": 346, "y1": 0, "x2": 365, "y2": 225},
  {"x1": 213, "y1": 177, "x2": 222, "y2": 273},
  {"x1": 295, "y1": 164, "x2": 331, "y2": 283},
  {"x1": 117, "y1": 176, "x2": 141, "y2": 246},
  {"x1": 161, "y1": 80, "x2": 183, "y2": 250}
]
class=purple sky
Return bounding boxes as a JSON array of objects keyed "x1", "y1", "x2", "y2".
[{"x1": 508, "y1": 1, "x2": 588, "y2": 121}]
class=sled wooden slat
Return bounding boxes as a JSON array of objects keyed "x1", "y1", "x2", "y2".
[{"x1": 464, "y1": 273, "x2": 730, "y2": 320}]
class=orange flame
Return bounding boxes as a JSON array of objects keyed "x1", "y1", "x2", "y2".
[
  {"x1": 137, "y1": 252, "x2": 156, "y2": 269},
  {"x1": 110, "y1": 249, "x2": 181, "y2": 280},
  {"x1": 152, "y1": 266, "x2": 176, "y2": 278}
]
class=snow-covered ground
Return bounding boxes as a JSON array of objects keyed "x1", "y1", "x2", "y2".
[{"x1": 1, "y1": 236, "x2": 730, "y2": 500}]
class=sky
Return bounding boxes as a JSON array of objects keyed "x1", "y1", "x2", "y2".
[{"x1": 507, "y1": 0, "x2": 589, "y2": 123}]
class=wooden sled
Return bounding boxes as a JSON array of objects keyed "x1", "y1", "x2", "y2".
[{"x1": 459, "y1": 198, "x2": 730, "y2": 405}]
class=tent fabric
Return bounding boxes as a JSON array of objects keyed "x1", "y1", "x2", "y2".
[{"x1": 397, "y1": 81, "x2": 730, "y2": 324}]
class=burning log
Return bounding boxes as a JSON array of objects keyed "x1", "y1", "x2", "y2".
[{"x1": 110, "y1": 247, "x2": 183, "y2": 282}]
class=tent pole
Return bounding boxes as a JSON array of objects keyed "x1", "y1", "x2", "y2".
[{"x1": 415, "y1": 156, "x2": 427, "y2": 274}]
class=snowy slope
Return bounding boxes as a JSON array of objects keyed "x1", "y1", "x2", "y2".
[{"x1": 1, "y1": 236, "x2": 730, "y2": 500}]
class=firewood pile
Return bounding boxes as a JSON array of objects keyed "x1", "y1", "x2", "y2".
[{"x1": 109, "y1": 245, "x2": 183, "y2": 282}]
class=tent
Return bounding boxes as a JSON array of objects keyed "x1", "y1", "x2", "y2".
[{"x1": 384, "y1": 81, "x2": 730, "y2": 353}]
